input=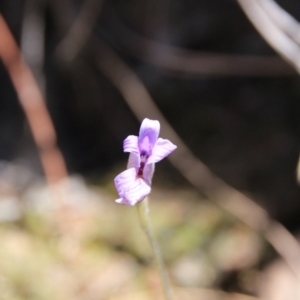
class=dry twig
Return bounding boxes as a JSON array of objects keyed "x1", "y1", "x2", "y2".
[{"x1": 0, "y1": 15, "x2": 68, "y2": 185}]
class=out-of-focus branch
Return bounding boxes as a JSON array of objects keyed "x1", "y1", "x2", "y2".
[
  {"x1": 259, "y1": 0, "x2": 300, "y2": 45},
  {"x1": 21, "y1": 0, "x2": 46, "y2": 92},
  {"x1": 113, "y1": 35, "x2": 294, "y2": 77},
  {"x1": 101, "y1": 10, "x2": 294, "y2": 78},
  {"x1": 55, "y1": 0, "x2": 105, "y2": 63},
  {"x1": 50, "y1": 0, "x2": 76, "y2": 36},
  {"x1": 0, "y1": 14, "x2": 68, "y2": 184},
  {"x1": 237, "y1": 0, "x2": 300, "y2": 72},
  {"x1": 95, "y1": 40, "x2": 300, "y2": 282}
]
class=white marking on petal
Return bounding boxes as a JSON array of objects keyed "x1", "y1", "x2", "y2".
[
  {"x1": 115, "y1": 198, "x2": 123, "y2": 204},
  {"x1": 115, "y1": 198, "x2": 134, "y2": 206}
]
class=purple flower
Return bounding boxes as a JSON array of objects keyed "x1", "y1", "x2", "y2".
[{"x1": 114, "y1": 118, "x2": 177, "y2": 206}]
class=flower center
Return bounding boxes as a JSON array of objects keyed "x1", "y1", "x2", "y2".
[
  {"x1": 139, "y1": 136, "x2": 151, "y2": 155},
  {"x1": 137, "y1": 152, "x2": 148, "y2": 178}
]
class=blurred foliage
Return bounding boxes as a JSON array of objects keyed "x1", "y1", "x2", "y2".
[{"x1": 0, "y1": 175, "x2": 270, "y2": 300}]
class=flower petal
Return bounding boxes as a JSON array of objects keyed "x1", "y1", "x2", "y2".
[
  {"x1": 123, "y1": 135, "x2": 139, "y2": 153},
  {"x1": 138, "y1": 118, "x2": 160, "y2": 156},
  {"x1": 114, "y1": 168, "x2": 151, "y2": 206},
  {"x1": 114, "y1": 168, "x2": 136, "y2": 196},
  {"x1": 127, "y1": 152, "x2": 140, "y2": 170},
  {"x1": 147, "y1": 138, "x2": 177, "y2": 164},
  {"x1": 143, "y1": 163, "x2": 155, "y2": 184},
  {"x1": 122, "y1": 179, "x2": 151, "y2": 205}
]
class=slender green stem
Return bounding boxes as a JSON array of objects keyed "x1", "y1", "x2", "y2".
[{"x1": 136, "y1": 197, "x2": 174, "y2": 300}]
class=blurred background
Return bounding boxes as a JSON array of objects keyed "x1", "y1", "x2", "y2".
[{"x1": 0, "y1": 0, "x2": 300, "y2": 299}]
